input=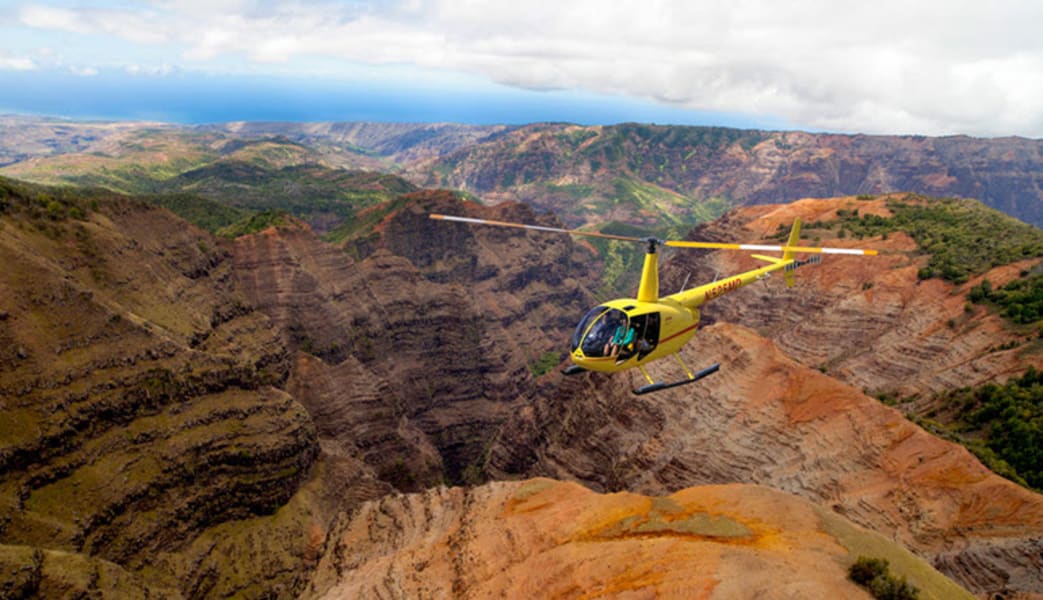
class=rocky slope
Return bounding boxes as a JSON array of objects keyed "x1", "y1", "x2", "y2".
[
  {"x1": 660, "y1": 195, "x2": 1043, "y2": 398},
  {"x1": 0, "y1": 178, "x2": 331, "y2": 596},
  {"x1": 0, "y1": 176, "x2": 599, "y2": 596},
  {"x1": 487, "y1": 322, "x2": 1043, "y2": 597},
  {"x1": 308, "y1": 478, "x2": 972, "y2": 599},
  {"x1": 231, "y1": 191, "x2": 595, "y2": 485}
]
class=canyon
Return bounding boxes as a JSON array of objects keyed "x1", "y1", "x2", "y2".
[{"x1": 1, "y1": 173, "x2": 1042, "y2": 597}]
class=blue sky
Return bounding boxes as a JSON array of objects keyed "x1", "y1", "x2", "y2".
[
  {"x1": 1, "y1": 1, "x2": 1041, "y2": 137},
  {"x1": 0, "y1": 66, "x2": 778, "y2": 128}
]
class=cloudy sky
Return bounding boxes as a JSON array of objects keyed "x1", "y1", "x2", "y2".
[{"x1": 1, "y1": 0, "x2": 1041, "y2": 137}]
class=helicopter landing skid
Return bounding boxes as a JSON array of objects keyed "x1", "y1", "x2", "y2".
[
  {"x1": 633, "y1": 361, "x2": 720, "y2": 395},
  {"x1": 562, "y1": 364, "x2": 586, "y2": 375}
]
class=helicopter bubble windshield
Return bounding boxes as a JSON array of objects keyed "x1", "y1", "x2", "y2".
[{"x1": 571, "y1": 307, "x2": 629, "y2": 358}]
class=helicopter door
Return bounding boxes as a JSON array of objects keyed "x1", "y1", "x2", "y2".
[{"x1": 636, "y1": 312, "x2": 660, "y2": 359}]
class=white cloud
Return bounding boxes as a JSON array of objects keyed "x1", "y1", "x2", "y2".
[
  {"x1": 0, "y1": 55, "x2": 37, "y2": 71},
  {"x1": 125, "y1": 63, "x2": 174, "y2": 76},
  {"x1": 69, "y1": 65, "x2": 99, "y2": 76},
  {"x1": 13, "y1": 0, "x2": 1043, "y2": 136},
  {"x1": 18, "y1": 5, "x2": 91, "y2": 34}
]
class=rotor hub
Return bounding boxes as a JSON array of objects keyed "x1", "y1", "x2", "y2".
[{"x1": 641, "y1": 237, "x2": 664, "y2": 253}]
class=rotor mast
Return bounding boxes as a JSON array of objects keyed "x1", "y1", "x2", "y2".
[{"x1": 637, "y1": 238, "x2": 661, "y2": 302}]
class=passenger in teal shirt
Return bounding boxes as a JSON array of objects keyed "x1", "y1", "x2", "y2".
[
  {"x1": 612, "y1": 324, "x2": 635, "y2": 346},
  {"x1": 607, "y1": 323, "x2": 636, "y2": 362}
]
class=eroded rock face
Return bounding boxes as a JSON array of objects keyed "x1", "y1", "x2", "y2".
[
  {"x1": 0, "y1": 543, "x2": 180, "y2": 599},
  {"x1": 307, "y1": 478, "x2": 972, "y2": 599},
  {"x1": 232, "y1": 192, "x2": 595, "y2": 485},
  {"x1": 0, "y1": 194, "x2": 318, "y2": 594},
  {"x1": 488, "y1": 321, "x2": 1043, "y2": 596},
  {"x1": 660, "y1": 197, "x2": 1043, "y2": 397}
]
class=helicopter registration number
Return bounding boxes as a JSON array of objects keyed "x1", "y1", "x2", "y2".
[{"x1": 705, "y1": 278, "x2": 741, "y2": 300}]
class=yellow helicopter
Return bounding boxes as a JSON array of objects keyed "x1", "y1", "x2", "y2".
[{"x1": 430, "y1": 214, "x2": 877, "y2": 394}]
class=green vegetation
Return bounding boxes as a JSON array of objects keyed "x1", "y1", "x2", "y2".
[
  {"x1": 0, "y1": 176, "x2": 100, "y2": 224},
  {"x1": 584, "y1": 221, "x2": 656, "y2": 297},
  {"x1": 794, "y1": 196, "x2": 1043, "y2": 284},
  {"x1": 609, "y1": 177, "x2": 685, "y2": 226},
  {"x1": 600, "y1": 123, "x2": 768, "y2": 158},
  {"x1": 584, "y1": 194, "x2": 729, "y2": 297},
  {"x1": 818, "y1": 506, "x2": 973, "y2": 600},
  {"x1": 166, "y1": 163, "x2": 417, "y2": 233},
  {"x1": 3, "y1": 131, "x2": 419, "y2": 236},
  {"x1": 685, "y1": 195, "x2": 732, "y2": 226},
  {"x1": 539, "y1": 174, "x2": 728, "y2": 242},
  {"x1": 849, "y1": 557, "x2": 920, "y2": 600},
  {"x1": 216, "y1": 209, "x2": 295, "y2": 238},
  {"x1": 932, "y1": 368, "x2": 1043, "y2": 490},
  {"x1": 145, "y1": 193, "x2": 247, "y2": 233},
  {"x1": 553, "y1": 128, "x2": 598, "y2": 148},
  {"x1": 541, "y1": 182, "x2": 595, "y2": 199},
  {"x1": 324, "y1": 194, "x2": 417, "y2": 247},
  {"x1": 884, "y1": 367, "x2": 1043, "y2": 492},
  {"x1": 545, "y1": 176, "x2": 732, "y2": 297},
  {"x1": 528, "y1": 351, "x2": 562, "y2": 377},
  {"x1": 888, "y1": 200, "x2": 1042, "y2": 283},
  {"x1": 969, "y1": 274, "x2": 1043, "y2": 325},
  {"x1": 66, "y1": 156, "x2": 208, "y2": 192}
]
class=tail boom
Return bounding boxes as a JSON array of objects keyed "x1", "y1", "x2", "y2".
[
  {"x1": 669, "y1": 258, "x2": 793, "y2": 309},
  {"x1": 667, "y1": 218, "x2": 869, "y2": 308}
]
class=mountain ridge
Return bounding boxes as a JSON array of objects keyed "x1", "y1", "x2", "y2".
[{"x1": 2, "y1": 116, "x2": 1041, "y2": 233}]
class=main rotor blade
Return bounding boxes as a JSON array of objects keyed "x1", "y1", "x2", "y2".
[
  {"x1": 665, "y1": 240, "x2": 878, "y2": 256},
  {"x1": 431, "y1": 214, "x2": 878, "y2": 255},
  {"x1": 429, "y1": 214, "x2": 646, "y2": 243}
]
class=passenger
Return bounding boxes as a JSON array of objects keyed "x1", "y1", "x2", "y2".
[
  {"x1": 612, "y1": 324, "x2": 636, "y2": 362},
  {"x1": 613, "y1": 324, "x2": 635, "y2": 347}
]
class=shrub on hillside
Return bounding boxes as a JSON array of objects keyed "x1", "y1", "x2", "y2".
[{"x1": 849, "y1": 556, "x2": 920, "y2": 600}]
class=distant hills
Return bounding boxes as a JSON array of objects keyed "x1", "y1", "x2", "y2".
[
  {"x1": 410, "y1": 123, "x2": 1043, "y2": 230},
  {"x1": 2, "y1": 116, "x2": 1041, "y2": 236}
]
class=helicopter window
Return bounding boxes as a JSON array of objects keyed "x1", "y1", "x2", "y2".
[
  {"x1": 571, "y1": 306, "x2": 610, "y2": 351},
  {"x1": 578, "y1": 308, "x2": 629, "y2": 358}
]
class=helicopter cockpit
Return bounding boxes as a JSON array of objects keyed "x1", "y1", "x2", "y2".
[{"x1": 571, "y1": 305, "x2": 660, "y2": 362}]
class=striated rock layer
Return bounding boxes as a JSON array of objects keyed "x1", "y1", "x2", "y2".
[
  {"x1": 231, "y1": 191, "x2": 595, "y2": 485},
  {"x1": 0, "y1": 186, "x2": 321, "y2": 596},
  {"x1": 308, "y1": 478, "x2": 972, "y2": 599},
  {"x1": 660, "y1": 196, "x2": 1043, "y2": 397},
  {"x1": 489, "y1": 321, "x2": 1043, "y2": 597}
]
